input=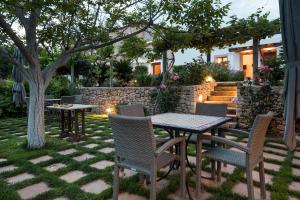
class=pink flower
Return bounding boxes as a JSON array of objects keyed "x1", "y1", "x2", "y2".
[
  {"x1": 258, "y1": 65, "x2": 273, "y2": 72},
  {"x1": 231, "y1": 97, "x2": 238, "y2": 103},
  {"x1": 160, "y1": 83, "x2": 167, "y2": 89},
  {"x1": 171, "y1": 73, "x2": 180, "y2": 81},
  {"x1": 259, "y1": 79, "x2": 269, "y2": 86}
]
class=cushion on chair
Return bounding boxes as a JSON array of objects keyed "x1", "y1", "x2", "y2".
[{"x1": 203, "y1": 147, "x2": 246, "y2": 168}]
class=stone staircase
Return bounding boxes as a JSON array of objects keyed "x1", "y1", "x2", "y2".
[{"x1": 205, "y1": 82, "x2": 238, "y2": 127}]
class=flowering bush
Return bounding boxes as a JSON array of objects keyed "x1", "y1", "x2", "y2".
[{"x1": 256, "y1": 65, "x2": 274, "y2": 86}]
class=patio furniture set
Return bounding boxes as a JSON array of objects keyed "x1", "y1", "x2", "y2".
[{"x1": 110, "y1": 103, "x2": 273, "y2": 200}]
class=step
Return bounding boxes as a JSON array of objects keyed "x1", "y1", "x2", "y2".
[
  {"x1": 216, "y1": 82, "x2": 239, "y2": 86},
  {"x1": 214, "y1": 86, "x2": 237, "y2": 91},
  {"x1": 207, "y1": 96, "x2": 235, "y2": 101},
  {"x1": 227, "y1": 107, "x2": 237, "y2": 115},
  {"x1": 204, "y1": 101, "x2": 236, "y2": 108},
  {"x1": 211, "y1": 91, "x2": 237, "y2": 96}
]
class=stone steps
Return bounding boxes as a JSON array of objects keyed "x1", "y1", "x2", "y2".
[
  {"x1": 207, "y1": 96, "x2": 235, "y2": 102},
  {"x1": 211, "y1": 91, "x2": 237, "y2": 96},
  {"x1": 204, "y1": 101, "x2": 236, "y2": 108},
  {"x1": 216, "y1": 81, "x2": 239, "y2": 86},
  {"x1": 214, "y1": 86, "x2": 237, "y2": 91}
]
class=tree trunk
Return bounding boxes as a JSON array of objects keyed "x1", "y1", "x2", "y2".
[
  {"x1": 253, "y1": 38, "x2": 260, "y2": 75},
  {"x1": 27, "y1": 77, "x2": 46, "y2": 149},
  {"x1": 162, "y1": 50, "x2": 168, "y2": 83},
  {"x1": 206, "y1": 50, "x2": 211, "y2": 63}
]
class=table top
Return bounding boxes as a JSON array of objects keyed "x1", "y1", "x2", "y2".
[
  {"x1": 47, "y1": 104, "x2": 97, "y2": 110},
  {"x1": 151, "y1": 113, "x2": 230, "y2": 133}
]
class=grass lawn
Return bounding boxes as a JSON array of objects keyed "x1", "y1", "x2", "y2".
[{"x1": 0, "y1": 115, "x2": 300, "y2": 200}]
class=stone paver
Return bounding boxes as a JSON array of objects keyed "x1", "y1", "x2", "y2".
[
  {"x1": 108, "y1": 193, "x2": 146, "y2": 200},
  {"x1": 53, "y1": 197, "x2": 69, "y2": 200},
  {"x1": 221, "y1": 164, "x2": 236, "y2": 174},
  {"x1": 244, "y1": 171, "x2": 273, "y2": 185},
  {"x1": 232, "y1": 182, "x2": 270, "y2": 200},
  {"x1": 168, "y1": 187, "x2": 211, "y2": 200},
  {"x1": 201, "y1": 171, "x2": 225, "y2": 188},
  {"x1": 292, "y1": 168, "x2": 300, "y2": 177},
  {"x1": 17, "y1": 182, "x2": 50, "y2": 200},
  {"x1": 264, "y1": 147, "x2": 288, "y2": 155},
  {"x1": 263, "y1": 152, "x2": 285, "y2": 161},
  {"x1": 98, "y1": 147, "x2": 114, "y2": 154},
  {"x1": 104, "y1": 139, "x2": 114, "y2": 143},
  {"x1": 6, "y1": 173, "x2": 35, "y2": 184},
  {"x1": 0, "y1": 158, "x2": 7, "y2": 163},
  {"x1": 45, "y1": 163, "x2": 66, "y2": 172},
  {"x1": 293, "y1": 158, "x2": 300, "y2": 166},
  {"x1": 144, "y1": 179, "x2": 169, "y2": 192},
  {"x1": 295, "y1": 151, "x2": 300, "y2": 158},
  {"x1": 0, "y1": 165, "x2": 18, "y2": 173},
  {"x1": 91, "y1": 136, "x2": 101, "y2": 139},
  {"x1": 264, "y1": 162, "x2": 280, "y2": 172},
  {"x1": 289, "y1": 181, "x2": 300, "y2": 191},
  {"x1": 119, "y1": 169, "x2": 138, "y2": 178},
  {"x1": 58, "y1": 148, "x2": 77, "y2": 155},
  {"x1": 29, "y1": 155, "x2": 52, "y2": 164},
  {"x1": 90, "y1": 160, "x2": 114, "y2": 170},
  {"x1": 60, "y1": 170, "x2": 87, "y2": 183},
  {"x1": 73, "y1": 153, "x2": 95, "y2": 162},
  {"x1": 267, "y1": 142, "x2": 287, "y2": 149},
  {"x1": 83, "y1": 143, "x2": 98, "y2": 149},
  {"x1": 80, "y1": 179, "x2": 110, "y2": 194}
]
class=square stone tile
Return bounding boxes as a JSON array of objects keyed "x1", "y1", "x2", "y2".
[
  {"x1": 289, "y1": 181, "x2": 300, "y2": 191},
  {"x1": 264, "y1": 147, "x2": 287, "y2": 155},
  {"x1": 90, "y1": 160, "x2": 114, "y2": 170},
  {"x1": 267, "y1": 142, "x2": 287, "y2": 149},
  {"x1": 95, "y1": 130, "x2": 103, "y2": 133},
  {"x1": 232, "y1": 182, "x2": 270, "y2": 200},
  {"x1": 244, "y1": 171, "x2": 273, "y2": 185},
  {"x1": 293, "y1": 158, "x2": 300, "y2": 166},
  {"x1": 295, "y1": 151, "x2": 300, "y2": 158},
  {"x1": 73, "y1": 153, "x2": 95, "y2": 162},
  {"x1": 221, "y1": 164, "x2": 236, "y2": 174},
  {"x1": 80, "y1": 179, "x2": 110, "y2": 194},
  {"x1": 104, "y1": 139, "x2": 114, "y2": 143},
  {"x1": 60, "y1": 170, "x2": 87, "y2": 183},
  {"x1": 263, "y1": 152, "x2": 285, "y2": 161},
  {"x1": 17, "y1": 182, "x2": 50, "y2": 200},
  {"x1": 6, "y1": 173, "x2": 35, "y2": 184},
  {"x1": 0, "y1": 158, "x2": 7, "y2": 163},
  {"x1": 98, "y1": 147, "x2": 114, "y2": 154},
  {"x1": 0, "y1": 165, "x2": 18, "y2": 173},
  {"x1": 264, "y1": 162, "x2": 280, "y2": 172},
  {"x1": 119, "y1": 169, "x2": 138, "y2": 178},
  {"x1": 289, "y1": 197, "x2": 300, "y2": 200},
  {"x1": 83, "y1": 143, "x2": 98, "y2": 149},
  {"x1": 58, "y1": 148, "x2": 77, "y2": 155},
  {"x1": 91, "y1": 136, "x2": 101, "y2": 139},
  {"x1": 53, "y1": 197, "x2": 69, "y2": 200},
  {"x1": 292, "y1": 168, "x2": 300, "y2": 177},
  {"x1": 200, "y1": 171, "x2": 226, "y2": 188},
  {"x1": 108, "y1": 193, "x2": 146, "y2": 200},
  {"x1": 29, "y1": 155, "x2": 52, "y2": 164},
  {"x1": 45, "y1": 163, "x2": 67, "y2": 172},
  {"x1": 168, "y1": 187, "x2": 211, "y2": 200}
]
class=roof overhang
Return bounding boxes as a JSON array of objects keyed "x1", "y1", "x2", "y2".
[{"x1": 229, "y1": 42, "x2": 282, "y2": 52}]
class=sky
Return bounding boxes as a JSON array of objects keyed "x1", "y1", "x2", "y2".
[{"x1": 174, "y1": 0, "x2": 280, "y2": 65}]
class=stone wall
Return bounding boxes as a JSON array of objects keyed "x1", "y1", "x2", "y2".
[
  {"x1": 237, "y1": 84, "x2": 285, "y2": 136},
  {"x1": 81, "y1": 82, "x2": 215, "y2": 115}
]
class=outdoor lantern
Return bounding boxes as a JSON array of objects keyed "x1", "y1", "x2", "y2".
[
  {"x1": 205, "y1": 76, "x2": 213, "y2": 83},
  {"x1": 198, "y1": 95, "x2": 203, "y2": 103},
  {"x1": 106, "y1": 107, "x2": 112, "y2": 114}
]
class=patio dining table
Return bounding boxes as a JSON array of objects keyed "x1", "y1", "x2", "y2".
[
  {"x1": 151, "y1": 113, "x2": 230, "y2": 199},
  {"x1": 47, "y1": 104, "x2": 97, "y2": 141}
]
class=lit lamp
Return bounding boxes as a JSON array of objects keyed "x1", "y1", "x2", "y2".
[
  {"x1": 198, "y1": 95, "x2": 203, "y2": 103},
  {"x1": 106, "y1": 107, "x2": 112, "y2": 114},
  {"x1": 205, "y1": 76, "x2": 213, "y2": 83}
]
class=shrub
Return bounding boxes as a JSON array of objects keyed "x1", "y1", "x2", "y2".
[
  {"x1": 113, "y1": 60, "x2": 133, "y2": 86},
  {"x1": 260, "y1": 57, "x2": 285, "y2": 86},
  {"x1": 46, "y1": 75, "x2": 80, "y2": 98}
]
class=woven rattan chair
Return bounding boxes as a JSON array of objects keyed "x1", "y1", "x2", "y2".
[
  {"x1": 195, "y1": 112, "x2": 273, "y2": 200},
  {"x1": 109, "y1": 115, "x2": 186, "y2": 200},
  {"x1": 61, "y1": 96, "x2": 75, "y2": 104}
]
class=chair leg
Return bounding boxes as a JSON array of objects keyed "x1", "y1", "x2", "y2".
[
  {"x1": 246, "y1": 168, "x2": 255, "y2": 200},
  {"x1": 217, "y1": 161, "x2": 221, "y2": 182},
  {"x1": 259, "y1": 161, "x2": 267, "y2": 199},
  {"x1": 211, "y1": 160, "x2": 216, "y2": 181},
  {"x1": 138, "y1": 174, "x2": 145, "y2": 185},
  {"x1": 150, "y1": 171, "x2": 157, "y2": 200},
  {"x1": 180, "y1": 140, "x2": 186, "y2": 199},
  {"x1": 195, "y1": 136, "x2": 202, "y2": 199},
  {"x1": 113, "y1": 165, "x2": 120, "y2": 200}
]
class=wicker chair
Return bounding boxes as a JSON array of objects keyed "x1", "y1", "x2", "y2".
[
  {"x1": 61, "y1": 96, "x2": 75, "y2": 104},
  {"x1": 195, "y1": 112, "x2": 273, "y2": 200},
  {"x1": 118, "y1": 104, "x2": 168, "y2": 146},
  {"x1": 189, "y1": 103, "x2": 228, "y2": 179},
  {"x1": 109, "y1": 115, "x2": 186, "y2": 200}
]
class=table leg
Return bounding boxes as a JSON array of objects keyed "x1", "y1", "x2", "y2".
[
  {"x1": 74, "y1": 110, "x2": 79, "y2": 141},
  {"x1": 68, "y1": 110, "x2": 72, "y2": 134},
  {"x1": 61, "y1": 110, "x2": 65, "y2": 137},
  {"x1": 81, "y1": 109, "x2": 85, "y2": 135}
]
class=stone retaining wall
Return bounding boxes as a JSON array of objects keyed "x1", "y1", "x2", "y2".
[
  {"x1": 81, "y1": 82, "x2": 215, "y2": 115},
  {"x1": 237, "y1": 84, "x2": 285, "y2": 136}
]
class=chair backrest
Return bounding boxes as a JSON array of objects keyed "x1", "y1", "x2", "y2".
[
  {"x1": 247, "y1": 112, "x2": 273, "y2": 163},
  {"x1": 61, "y1": 96, "x2": 75, "y2": 104},
  {"x1": 118, "y1": 104, "x2": 145, "y2": 117},
  {"x1": 109, "y1": 114, "x2": 155, "y2": 172},
  {"x1": 195, "y1": 103, "x2": 227, "y2": 117},
  {"x1": 45, "y1": 95, "x2": 54, "y2": 99},
  {"x1": 73, "y1": 95, "x2": 83, "y2": 104}
]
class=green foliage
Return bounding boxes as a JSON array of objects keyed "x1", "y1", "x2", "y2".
[
  {"x1": 133, "y1": 65, "x2": 153, "y2": 87},
  {"x1": 113, "y1": 60, "x2": 133, "y2": 86},
  {"x1": 0, "y1": 80, "x2": 26, "y2": 117},
  {"x1": 173, "y1": 58, "x2": 208, "y2": 85},
  {"x1": 46, "y1": 75, "x2": 79, "y2": 98},
  {"x1": 206, "y1": 63, "x2": 244, "y2": 82},
  {"x1": 261, "y1": 57, "x2": 285, "y2": 86},
  {"x1": 119, "y1": 36, "x2": 148, "y2": 62}
]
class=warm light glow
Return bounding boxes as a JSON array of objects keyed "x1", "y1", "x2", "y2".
[
  {"x1": 262, "y1": 47, "x2": 276, "y2": 51},
  {"x1": 205, "y1": 76, "x2": 213, "y2": 83},
  {"x1": 241, "y1": 50, "x2": 253, "y2": 53},
  {"x1": 198, "y1": 95, "x2": 203, "y2": 103},
  {"x1": 106, "y1": 107, "x2": 112, "y2": 114}
]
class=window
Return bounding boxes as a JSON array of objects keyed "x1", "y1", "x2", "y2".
[
  {"x1": 152, "y1": 63, "x2": 161, "y2": 75},
  {"x1": 216, "y1": 56, "x2": 228, "y2": 66}
]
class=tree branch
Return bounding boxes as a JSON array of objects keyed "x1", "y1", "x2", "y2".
[{"x1": 0, "y1": 14, "x2": 36, "y2": 66}]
